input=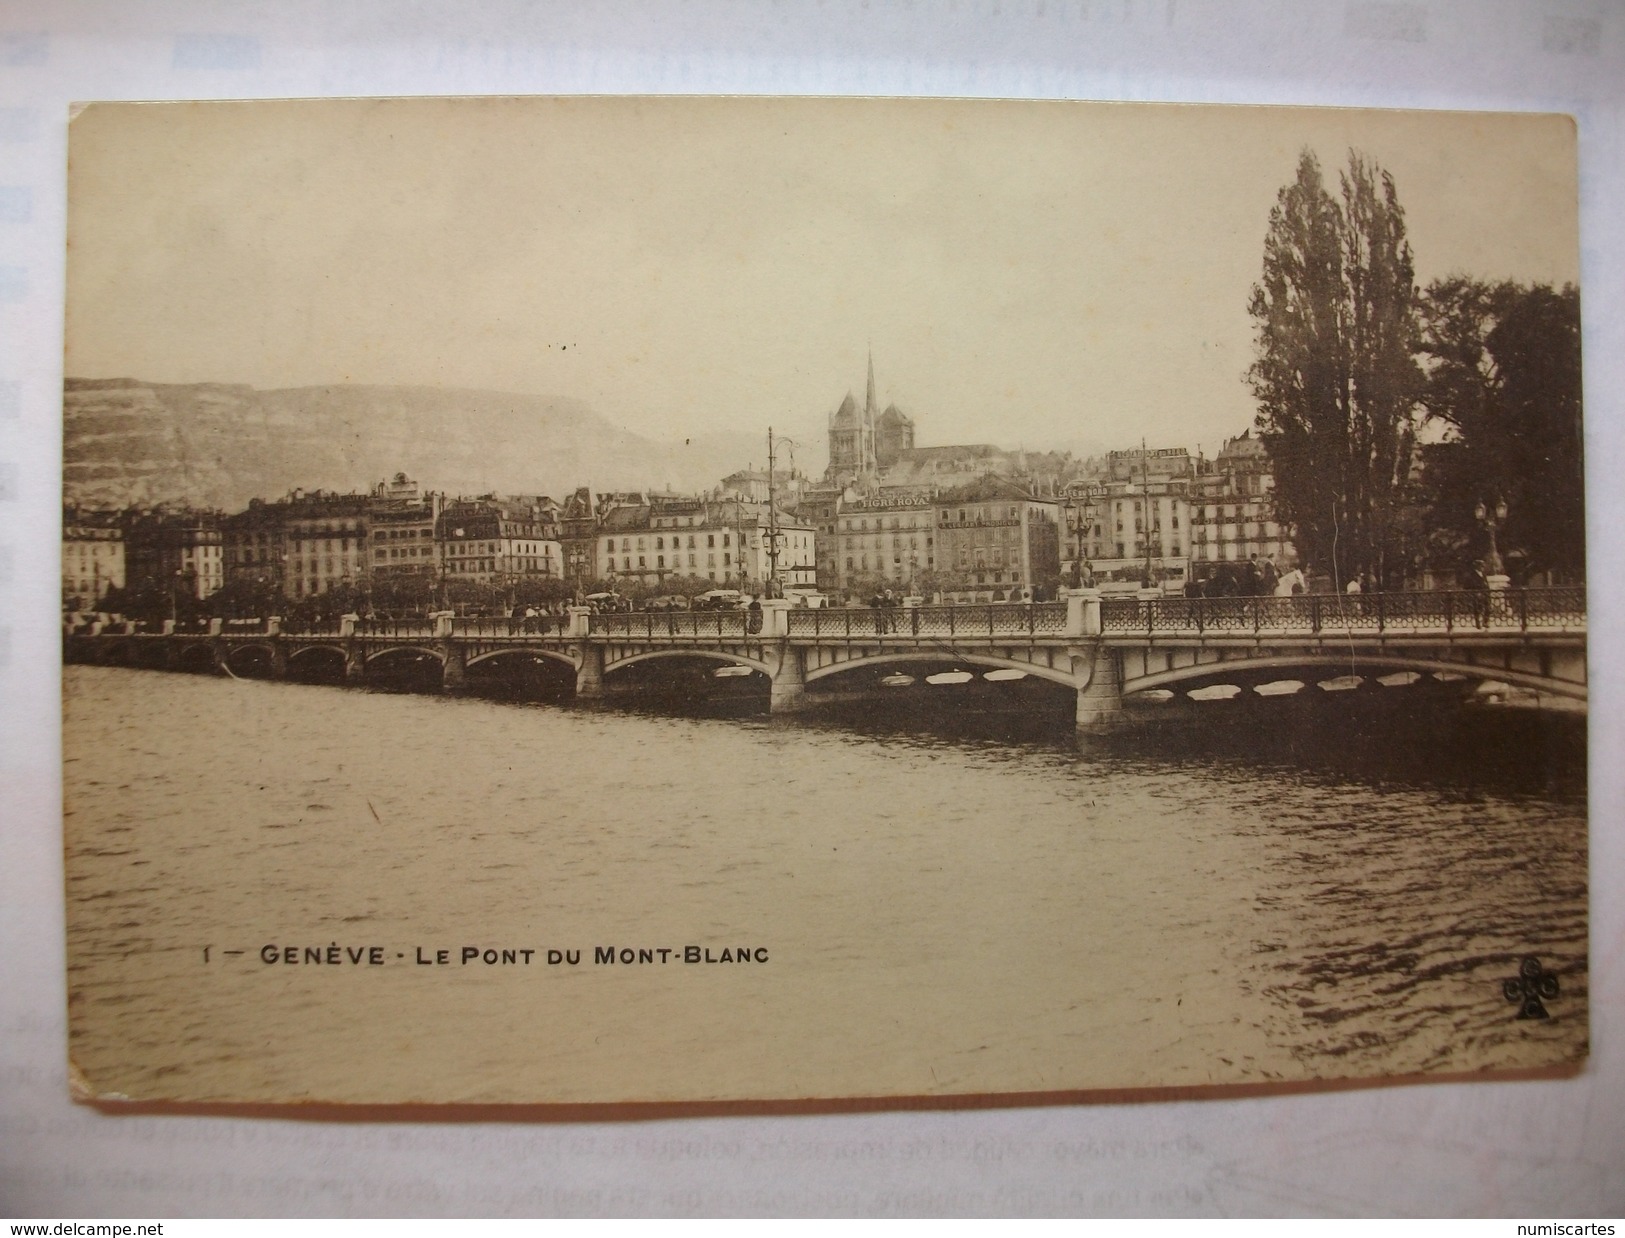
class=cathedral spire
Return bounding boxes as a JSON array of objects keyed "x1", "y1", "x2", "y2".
[
  {"x1": 862, "y1": 347, "x2": 879, "y2": 475},
  {"x1": 865, "y1": 347, "x2": 877, "y2": 421}
]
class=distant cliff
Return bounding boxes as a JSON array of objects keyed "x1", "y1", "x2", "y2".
[{"x1": 62, "y1": 378, "x2": 785, "y2": 510}]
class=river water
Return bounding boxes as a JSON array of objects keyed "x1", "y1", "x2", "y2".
[{"x1": 62, "y1": 665, "x2": 1588, "y2": 1104}]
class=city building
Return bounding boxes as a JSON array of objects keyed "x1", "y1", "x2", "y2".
[
  {"x1": 558, "y1": 487, "x2": 600, "y2": 587},
  {"x1": 221, "y1": 500, "x2": 288, "y2": 596},
  {"x1": 831, "y1": 486, "x2": 937, "y2": 594},
  {"x1": 282, "y1": 491, "x2": 371, "y2": 598},
  {"x1": 879, "y1": 443, "x2": 1017, "y2": 488},
  {"x1": 124, "y1": 507, "x2": 225, "y2": 602},
  {"x1": 1188, "y1": 431, "x2": 1296, "y2": 581},
  {"x1": 368, "y1": 474, "x2": 442, "y2": 586},
  {"x1": 1053, "y1": 446, "x2": 1202, "y2": 591},
  {"x1": 61, "y1": 508, "x2": 125, "y2": 606},
  {"x1": 719, "y1": 466, "x2": 807, "y2": 506},
  {"x1": 792, "y1": 485, "x2": 843, "y2": 592},
  {"x1": 598, "y1": 495, "x2": 814, "y2": 591},
  {"x1": 438, "y1": 496, "x2": 563, "y2": 589},
  {"x1": 931, "y1": 475, "x2": 1061, "y2": 598}
]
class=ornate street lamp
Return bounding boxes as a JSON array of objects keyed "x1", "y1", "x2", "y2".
[{"x1": 1475, "y1": 497, "x2": 1510, "y2": 579}]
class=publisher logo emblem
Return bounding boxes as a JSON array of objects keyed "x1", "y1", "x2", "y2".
[{"x1": 1504, "y1": 957, "x2": 1560, "y2": 1020}]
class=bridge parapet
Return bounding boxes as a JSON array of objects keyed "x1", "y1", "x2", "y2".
[
  {"x1": 787, "y1": 601, "x2": 1071, "y2": 640},
  {"x1": 353, "y1": 618, "x2": 438, "y2": 639},
  {"x1": 449, "y1": 614, "x2": 572, "y2": 639},
  {"x1": 591, "y1": 609, "x2": 750, "y2": 639},
  {"x1": 1100, "y1": 587, "x2": 1584, "y2": 639}
]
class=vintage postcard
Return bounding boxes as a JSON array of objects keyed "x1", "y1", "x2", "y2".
[{"x1": 61, "y1": 97, "x2": 1586, "y2": 1106}]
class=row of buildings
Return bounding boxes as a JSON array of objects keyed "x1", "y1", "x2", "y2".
[
  {"x1": 799, "y1": 357, "x2": 1294, "y2": 596},
  {"x1": 63, "y1": 474, "x2": 823, "y2": 610},
  {"x1": 63, "y1": 360, "x2": 1296, "y2": 610}
]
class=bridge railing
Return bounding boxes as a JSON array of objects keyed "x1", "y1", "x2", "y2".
[
  {"x1": 590, "y1": 610, "x2": 748, "y2": 639},
  {"x1": 1099, "y1": 587, "x2": 1585, "y2": 637},
  {"x1": 452, "y1": 615, "x2": 571, "y2": 638},
  {"x1": 786, "y1": 602, "x2": 1069, "y2": 639},
  {"x1": 354, "y1": 619, "x2": 437, "y2": 639}
]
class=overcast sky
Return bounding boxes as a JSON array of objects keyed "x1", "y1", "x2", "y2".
[{"x1": 66, "y1": 96, "x2": 1578, "y2": 458}]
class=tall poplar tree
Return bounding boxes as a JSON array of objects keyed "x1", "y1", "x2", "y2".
[{"x1": 1247, "y1": 150, "x2": 1422, "y2": 589}]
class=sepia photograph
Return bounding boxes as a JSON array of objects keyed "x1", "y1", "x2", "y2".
[{"x1": 59, "y1": 96, "x2": 1586, "y2": 1107}]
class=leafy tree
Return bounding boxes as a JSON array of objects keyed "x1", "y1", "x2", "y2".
[
  {"x1": 912, "y1": 569, "x2": 973, "y2": 598},
  {"x1": 510, "y1": 576, "x2": 573, "y2": 607},
  {"x1": 661, "y1": 574, "x2": 720, "y2": 598},
  {"x1": 94, "y1": 583, "x2": 132, "y2": 616},
  {"x1": 1416, "y1": 279, "x2": 1584, "y2": 582},
  {"x1": 370, "y1": 574, "x2": 437, "y2": 616},
  {"x1": 206, "y1": 574, "x2": 284, "y2": 619},
  {"x1": 1248, "y1": 149, "x2": 1423, "y2": 589},
  {"x1": 315, "y1": 580, "x2": 370, "y2": 617}
]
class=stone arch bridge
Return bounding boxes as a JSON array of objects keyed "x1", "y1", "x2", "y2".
[{"x1": 66, "y1": 588, "x2": 1587, "y2": 732}]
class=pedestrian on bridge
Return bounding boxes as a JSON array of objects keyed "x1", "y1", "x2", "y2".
[{"x1": 1261, "y1": 556, "x2": 1280, "y2": 595}]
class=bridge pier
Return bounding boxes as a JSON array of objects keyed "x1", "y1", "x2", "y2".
[
  {"x1": 769, "y1": 642, "x2": 809, "y2": 713},
  {"x1": 575, "y1": 643, "x2": 605, "y2": 700},
  {"x1": 441, "y1": 642, "x2": 465, "y2": 692},
  {"x1": 343, "y1": 642, "x2": 366, "y2": 683},
  {"x1": 1075, "y1": 645, "x2": 1129, "y2": 733}
]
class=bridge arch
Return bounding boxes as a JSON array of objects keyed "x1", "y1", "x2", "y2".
[
  {"x1": 99, "y1": 637, "x2": 136, "y2": 665},
  {"x1": 466, "y1": 647, "x2": 580, "y2": 673},
  {"x1": 176, "y1": 642, "x2": 219, "y2": 674},
  {"x1": 286, "y1": 642, "x2": 346, "y2": 663},
  {"x1": 222, "y1": 640, "x2": 276, "y2": 663},
  {"x1": 1124, "y1": 651, "x2": 1587, "y2": 702},
  {"x1": 222, "y1": 641, "x2": 278, "y2": 676},
  {"x1": 804, "y1": 649, "x2": 1081, "y2": 691},
  {"x1": 363, "y1": 644, "x2": 446, "y2": 665},
  {"x1": 605, "y1": 648, "x2": 776, "y2": 678}
]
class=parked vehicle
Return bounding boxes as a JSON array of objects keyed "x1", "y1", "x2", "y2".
[
  {"x1": 584, "y1": 591, "x2": 630, "y2": 613},
  {"x1": 693, "y1": 589, "x2": 747, "y2": 611}
]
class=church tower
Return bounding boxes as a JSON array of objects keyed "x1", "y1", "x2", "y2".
[{"x1": 826, "y1": 350, "x2": 882, "y2": 485}]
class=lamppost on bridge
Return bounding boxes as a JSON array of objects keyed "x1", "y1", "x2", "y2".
[
  {"x1": 1064, "y1": 497, "x2": 1096, "y2": 589},
  {"x1": 1475, "y1": 497, "x2": 1511, "y2": 590}
]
